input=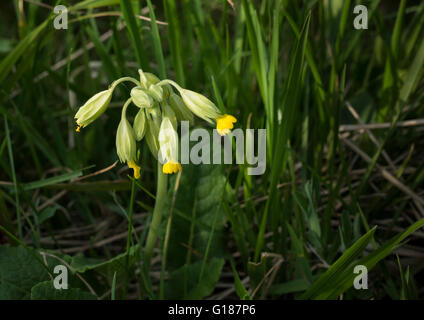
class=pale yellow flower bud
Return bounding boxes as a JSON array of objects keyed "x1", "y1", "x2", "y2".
[
  {"x1": 116, "y1": 106, "x2": 137, "y2": 164},
  {"x1": 138, "y1": 69, "x2": 160, "y2": 89},
  {"x1": 116, "y1": 101, "x2": 141, "y2": 179},
  {"x1": 133, "y1": 108, "x2": 146, "y2": 141},
  {"x1": 162, "y1": 102, "x2": 177, "y2": 130},
  {"x1": 177, "y1": 88, "x2": 221, "y2": 123},
  {"x1": 144, "y1": 108, "x2": 161, "y2": 159},
  {"x1": 148, "y1": 84, "x2": 164, "y2": 102},
  {"x1": 159, "y1": 79, "x2": 238, "y2": 136},
  {"x1": 131, "y1": 87, "x2": 154, "y2": 108}
]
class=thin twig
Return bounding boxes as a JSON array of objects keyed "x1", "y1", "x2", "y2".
[
  {"x1": 60, "y1": 225, "x2": 144, "y2": 253},
  {"x1": 339, "y1": 118, "x2": 424, "y2": 132},
  {"x1": 250, "y1": 253, "x2": 283, "y2": 299}
]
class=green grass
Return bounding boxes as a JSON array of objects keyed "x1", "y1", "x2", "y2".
[{"x1": 0, "y1": 0, "x2": 424, "y2": 300}]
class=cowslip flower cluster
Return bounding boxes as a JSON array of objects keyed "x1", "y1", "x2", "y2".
[{"x1": 74, "y1": 69, "x2": 237, "y2": 178}]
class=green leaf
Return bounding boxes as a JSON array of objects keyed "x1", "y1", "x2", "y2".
[
  {"x1": 71, "y1": 245, "x2": 140, "y2": 282},
  {"x1": 111, "y1": 272, "x2": 117, "y2": 300},
  {"x1": 164, "y1": 159, "x2": 227, "y2": 270},
  {"x1": 73, "y1": 0, "x2": 121, "y2": 10},
  {"x1": 399, "y1": 36, "x2": 424, "y2": 102},
  {"x1": 301, "y1": 226, "x2": 376, "y2": 299},
  {"x1": 286, "y1": 223, "x2": 313, "y2": 283},
  {"x1": 120, "y1": 0, "x2": 144, "y2": 67},
  {"x1": 146, "y1": 0, "x2": 166, "y2": 78},
  {"x1": 391, "y1": 0, "x2": 407, "y2": 60},
  {"x1": 270, "y1": 276, "x2": 319, "y2": 295},
  {"x1": 22, "y1": 170, "x2": 83, "y2": 191},
  {"x1": 165, "y1": 258, "x2": 224, "y2": 299},
  {"x1": 323, "y1": 218, "x2": 424, "y2": 299},
  {"x1": 163, "y1": 0, "x2": 185, "y2": 85},
  {"x1": 0, "y1": 37, "x2": 13, "y2": 53},
  {"x1": 38, "y1": 205, "x2": 60, "y2": 224},
  {"x1": 0, "y1": 20, "x2": 49, "y2": 85},
  {"x1": 0, "y1": 246, "x2": 50, "y2": 299},
  {"x1": 254, "y1": 12, "x2": 311, "y2": 262},
  {"x1": 30, "y1": 281, "x2": 96, "y2": 300},
  {"x1": 247, "y1": 253, "x2": 278, "y2": 298},
  {"x1": 230, "y1": 259, "x2": 251, "y2": 300}
]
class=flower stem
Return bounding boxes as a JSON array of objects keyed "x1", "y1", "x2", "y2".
[
  {"x1": 159, "y1": 171, "x2": 181, "y2": 299},
  {"x1": 125, "y1": 178, "x2": 136, "y2": 255},
  {"x1": 121, "y1": 98, "x2": 132, "y2": 118},
  {"x1": 156, "y1": 79, "x2": 182, "y2": 91},
  {"x1": 123, "y1": 177, "x2": 136, "y2": 298},
  {"x1": 144, "y1": 161, "x2": 168, "y2": 267},
  {"x1": 111, "y1": 76, "x2": 140, "y2": 89}
]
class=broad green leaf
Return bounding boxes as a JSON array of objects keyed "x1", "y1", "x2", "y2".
[
  {"x1": 31, "y1": 281, "x2": 96, "y2": 300},
  {"x1": 71, "y1": 245, "x2": 140, "y2": 282},
  {"x1": 270, "y1": 276, "x2": 319, "y2": 295},
  {"x1": 164, "y1": 158, "x2": 227, "y2": 270},
  {"x1": 165, "y1": 258, "x2": 224, "y2": 299},
  {"x1": 0, "y1": 246, "x2": 49, "y2": 299}
]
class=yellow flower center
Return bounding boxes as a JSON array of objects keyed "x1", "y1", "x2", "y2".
[
  {"x1": 76, "y1": 125, "x2": 82, "y2": 132},
  {"x1": 163, "y1": 161, "x2": 182, "y2": 174},
  {"x1": 128, "y1": 160, "x2": 141, "y2": 179},
  {"x1": 216, "y1": 114, "x2": 237, "y2": 136}
]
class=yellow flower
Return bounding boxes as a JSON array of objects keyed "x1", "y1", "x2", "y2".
[
  {"x1": 158, "y1": 117, "x2": 181, "y2": 174},
  {"x1": 178, "y1": 88, "x2": 220, "y2": 123},
  {"x1": 163, "y1": 160, "x2": 182, "y2": 174},
  {"x1": 160, "y1": 80, "x2": 238, "y2": 135},
  {"x1": 216, "y1": 114, "x2": 237, "y2": 136}
]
